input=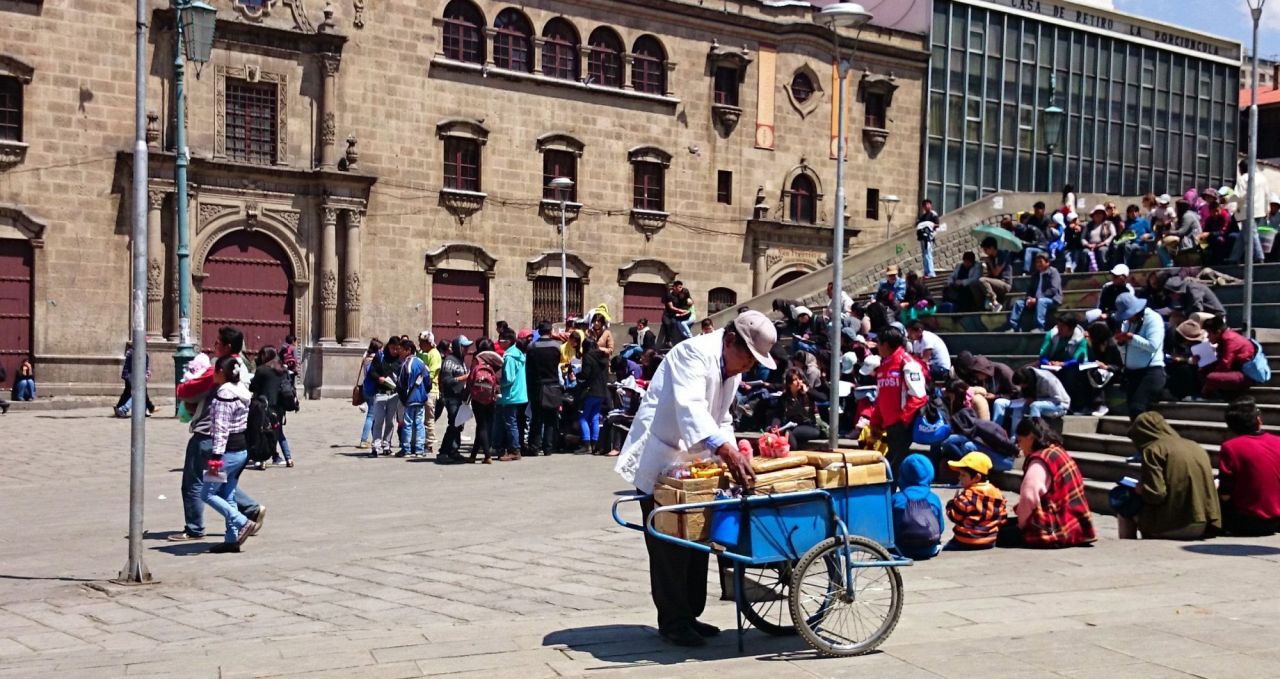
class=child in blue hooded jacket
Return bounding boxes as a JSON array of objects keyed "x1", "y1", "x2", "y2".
[{"x1": 891, "y1": 454, "x2": 944, "y2": 559}]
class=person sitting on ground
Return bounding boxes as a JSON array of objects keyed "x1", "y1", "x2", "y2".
[
  {"x1": 1039, "y1": 313, "x2": 1089, "y2": 412},
  {"x1": 770, "y1": 368, "x2": 823, "y2": 450},
  {"x1": 943, "y1": 251, "x2": 982, "y2": 312},
  {"x1": 953, "y1": 350, "x2": 1016, "y2": 408},
  {"x1": 1082, "y1": 321, "x2": 1123, "y2": 417},
  {"x1": 901, "y1": 270, "x2": 935, "y2": 321},
  {"x1": 973, "y1": 236, "x2": 1014, "y2": 313},
  {"x1": 1172, "y1": 198, "x2": 1203, "y2": 253},
  {"x1": 13, "y1": 356, "x2": 35, "y2": 402},
  {"x1": 945, "y1": 452, "x2": 1007, "y2": 551},
  {"x1": 891, "y1": 453, "x2": 944, "y2": 560},
  {"x1": 789, "y1": 306, "x2": 820, "y2": 349},
  {"x1": 1017, "y1": 203, "x2": 1051, "y2": 274},
  {"x1": 877, "y1": 265, "x2": 907, "y2": 305},
  {"x1": 866, "y1": 288, "x2": 897, "y2": 339},
  {"x1": 940, "y1": 389, "x2": 1020, "y2": 472},
  {"x1": 907, "y1": 320, "x2": 952, "y2": 382},
  {"x1": 1006, "y1": 253, "x2": 1063, "y2": 332},
  {"x1": 999, "y1": 417, "x2": 1097, "y2": 548},
  {"x1": 789, "y1": 350, "x2": 827, "y2": 400},
  {"x1": 1200, "y1": 316, "x2": 1259, "y2": 401},
  {"x1": 1111, "y1": 205, "x2": 1155, "y2": 267},
  {"x1": 1096, "y1": 264, "x2": 1134, "y2": 319},
  {"x1": 993, "y1": 365, "x2": 1071, "y2": 434},
  {"x1": 632, "y1": 318, "x2": 657, "y2": 353},
  {"x1": 1118, "y1": 412, "x2": 1221, "y2": 540},
  {"x1": 1218, "y1": 397, "x2": 1280, "y2": 535},
  {"x1": 1081, "y1": 205, "x2": 1115, "y2": 271}
]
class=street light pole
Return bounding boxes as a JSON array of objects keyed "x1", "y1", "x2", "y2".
[
  {"x1": 1245, "y1": 0, "x2": 1265, "y2": 334},
  {"x1": 1043, "y1": 74, "x2": 1065, "y2": 196},
  {"x1": 548, "y1": 177, "x2": 576, "y2": 325},
  {"x1": 817, "y1": 2, "x2": 873, "y2": 451},
  {"x1": 881, "y1": 194, "x2": 900, "y2": 241},
  {"x1": 118, "y1": 0, "x2": 153, "y2": 586}
]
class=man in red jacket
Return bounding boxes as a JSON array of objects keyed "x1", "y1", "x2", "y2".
[
  {"x1": 1220, "y1": 396, "x2": 1280, "y2": 535},
  {"x1": 870, "y1": 327, "x2": 928, "y2": 478},
  {"x1": 1201, "y1": 316, "x2": 1257, "y2": 399}
]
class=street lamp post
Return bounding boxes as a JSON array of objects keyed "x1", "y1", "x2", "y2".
[
  {"x1": 172, "y1": 0, "x2": 217, "y2": 384},
  {"x1": 1042, "y1": 74, "x2": 1066, "y2": 196},
  {"x1": 548, "y1": 177, "x2": 575, "y2": 326},
  {"x1": 880, "y1": 194, "x2": 901, "y2": 241},
  {"x1": 817, "y1": 2, "x2": 873, "y2": 451},
  {"x1": 1245, "y1": 0, "x2": 1266, "y2": 334}
]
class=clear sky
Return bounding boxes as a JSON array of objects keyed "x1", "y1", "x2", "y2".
[{"x1": 1113, "y1": 0, "x2": 1280, "y2": 58}]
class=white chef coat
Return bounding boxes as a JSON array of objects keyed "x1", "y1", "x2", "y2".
[{"x1": 615, "y1": 330, "x2": 740, "y2": 493}]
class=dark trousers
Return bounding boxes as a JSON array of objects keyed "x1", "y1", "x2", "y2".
[
  {"x1": 639, "y1": 493, "x2": 708, "y2": 632},
  {"x1": 114, "y1": 379, "x2": 154, "y2": 413},
  {"x1": 885, "y1": 421, "x2": 914, "y2": 486},
  {"x1": 471, "y1": 402, "x2": 494, "y2": 455},
  {"x1": 1222, "y1": 506, "x2": 1280, "y2": 536},
  {"x1": 528, "y1": 405, "x2": 560, "y2": 453},
  {"x1": 1123, "y1": 367, "x2": 1167, "y2": 421},
  {"x1": 788, "y1": 424, "x2": 822, "y2": 450},
  {"x1": 440, "y1": 398, "x2": 463, "y2": 457},
  {"x1": 1166, "y1": 362, "x2": 1199, "y2": 400}
]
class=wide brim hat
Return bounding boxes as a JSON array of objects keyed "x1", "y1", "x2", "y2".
[{"x1": 1113, "y1": 293, "x2": 1148, "y2": 322}]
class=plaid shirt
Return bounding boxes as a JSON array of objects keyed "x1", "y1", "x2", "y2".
[
  {"x1": 946, "y1": 481, "x2": 1006, "y2": 546},
  {"x1": 1022, "y1": 445, "x2": 1096, "y2": 548},
  {"x1": 208, "y1": 384, "x2": 249, "y2": 456}
]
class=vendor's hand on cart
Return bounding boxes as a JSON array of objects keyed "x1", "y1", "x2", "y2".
[{"x1": 717, "y1": 442, "x2": 756, "y2": 487}]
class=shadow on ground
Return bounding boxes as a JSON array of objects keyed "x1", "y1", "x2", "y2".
[
  {"x1": 1183, "y1": 543, "x2": 1280, "y2": 557},
  {"x1": 542, "y1": 624, "x2": 822, "y2": 668}
]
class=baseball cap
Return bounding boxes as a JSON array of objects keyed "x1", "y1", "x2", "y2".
[
  {"x1": 517, "y1": 328, "x2": 533, "y2": 341},
  {"x1": 947, "y1": 452, "x2": 993, "y2": 476},
  {"x1": 794, "y1": 305, "x2": 813, "y2": 318},
  {"x1": 457, "y1": 335, "x2": 474, "y2": 347},
  {"x1": 858, "y1": 354, "x2": 881, "y2": 376},
  {"x1": 418, "y1": 330, "x2": 433, "y2": 342},
  {"x1": 1091, "y1": 204, "x2": 1106, "y2": 215},
  {"x1": 1085, "y1": 309, "x2": 1104, "y2": 324},
  {"x1": 732, "y1": 310, "x2": 778, "y2": 370},
  {"x1": 1110, "y1": 263, "x2": 1130, "y2": 277},
  {"x1": 1157, "y1": 193, "x2": 1171, "y2": 205}
]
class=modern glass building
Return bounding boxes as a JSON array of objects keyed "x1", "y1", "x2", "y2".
[{"x1": 925, "y1": 0, "x2": 1243, "y2": 212}]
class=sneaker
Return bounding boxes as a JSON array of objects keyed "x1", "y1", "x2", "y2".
[
  {"x1": 990, "y1": 301, "x2": 1003, "y2": 313},
  {"x1": 209, "y1": 543, "x2": 240, "y2": 554},
  {"x1": 251, "y1": 506, "x2": 266, "y2": 535},
  {"x1": 357, "y1": 441, "x2": 371, "y2": 449},
  {"x1": 236, "y1": 521, "x2": 257, "y2": 546},
  {"x1": 252, "y1": 461, "x2": 265, "y2": 471},
  {"x1": 271, "y1": 458, "x2": 286, "y2": 466},
  {"x1": 1091, "y1": 406, "x2": 1109, "y2": 417},
  {"x1": 167, "y1": 531, "x2": 204, "y2": 542}
]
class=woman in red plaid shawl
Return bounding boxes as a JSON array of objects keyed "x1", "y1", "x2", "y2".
[{"x1": 998, "y1": 417, "x2": 1097, "y2": 548}]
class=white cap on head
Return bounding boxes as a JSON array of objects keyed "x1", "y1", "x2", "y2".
[
  {"x1": 1110, "y1": 263, "x2": 1130, "y2": 277},
  {"x1": 732, "y1": 311, "x2": 778, "y2": 370}
]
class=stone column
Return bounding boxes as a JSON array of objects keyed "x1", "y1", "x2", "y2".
[
  {"x1": 319, "y1": 204, "x2": 339, "y2": 343},
  {"x1": 342, "y1": 209, "x2": 363, "y2": 345},
  {"x1": 146, "y1": 189, "x2": 166, "y2": 340},
  {"x1": 752, "y1": 242, "x2": 769, "y2": 296},
  {"x1": 531, "y1": 37, "x2": 544, "y2": 75},
  {"x1": 621, "y1": 54, "x2": 634, "y2": 90},
  {"x1": 319, "y1": 53, "x2": 341, "y2": 170},
  {"x1": 483, "y1": 28, "x2": 497, "y2": 67}
]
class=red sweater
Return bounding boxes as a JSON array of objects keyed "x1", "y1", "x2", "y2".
[
  {"x1": 870, "y1": 347, "x2": 927, "y2": 430},
  {"x1": 1203, "y1": 329, "x2": 1255, "y2": 376},
  {"x1": 1219, "y1": 433, "x2": 1280, "y2": 520}
]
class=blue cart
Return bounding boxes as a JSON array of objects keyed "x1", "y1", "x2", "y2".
[{"x1": 612, "y1": 471, "x2": 911, "y2": 657}]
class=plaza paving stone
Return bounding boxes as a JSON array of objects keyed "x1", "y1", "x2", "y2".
[{"x1": 1, "y1": 400, "x2": 1279, "y2": 677}]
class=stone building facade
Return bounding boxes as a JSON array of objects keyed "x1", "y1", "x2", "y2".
[{"x1": 0, "y1": 0, "x2": 926, "y2": 397}]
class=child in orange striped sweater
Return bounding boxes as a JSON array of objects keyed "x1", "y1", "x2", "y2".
[{"x1": 945, "y1": 452, "x2": 1007, "y2": 550}]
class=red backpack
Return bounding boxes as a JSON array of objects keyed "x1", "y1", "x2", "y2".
[{"x1": 469, "y1": 363, "x2": 499, "y2": 406}]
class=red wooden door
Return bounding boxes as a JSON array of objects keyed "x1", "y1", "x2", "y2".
[
  {"x1": 201, "y1": 231, "x2": 294, "y2": 353},
  {"x1": 432, "y1": 269, "x2": 487, "y2": 341},
  {"x1": 623, "y1": 282, "x2": 668, "y2": 323},
  {"x1": 0, "y1": 239, "x2": 33, "y2": 384}
]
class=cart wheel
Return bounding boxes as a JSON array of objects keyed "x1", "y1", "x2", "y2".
[
  {"x1": 736, "y1": 563, "x2": 797, "y2": 636},
  {"x1": 788, "y1": 535, "x2": 903, "y2": 657}
]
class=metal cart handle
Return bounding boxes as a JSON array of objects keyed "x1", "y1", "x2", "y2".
[{"x1": 611, "y1": 494, "x2": 649, "y2": 532}]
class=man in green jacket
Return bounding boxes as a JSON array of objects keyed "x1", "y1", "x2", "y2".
[{"x1": 1121, "y1": 412, "x2": 1221, "y2": 540}]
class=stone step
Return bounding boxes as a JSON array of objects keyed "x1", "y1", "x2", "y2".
[
  {"x1": 1093, "y1": 416, "x2": 1274, "y2": 446},
  {"x1": 1153, "y1": 400, "x2": 1280, "y2": 426},
  {"x1": 1063, "y1": 431, "x2": 1221, "y2": 459},
  {"x1": 967, "y1": 356, "x2": 1280, "y2": 387},
  {"x1": 920, "y1": 302, "x2": 1280, "y2": 334},
  {"x1": 938, "y1": 332, "x2": 1280, "y2": 358}
]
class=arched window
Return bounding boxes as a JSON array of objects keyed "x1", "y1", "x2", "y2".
[
  {"x1": 708, "y1": 287, "x2": 737, "y2": 315},
  {"x1": 790, "y1": 72, "x2": 815, "y2": 103},
  {"x1": 789, "y1": 174, "x2": 817, "y2": 223},
  {"x1": 631, "y1": 35, "x2": 666, "y2": 95},
  {"x1": 493, "y1": 9, "x2": 533, "y2": 72},
  {"x1": 542, "y1": 19, "x2": 580, "y2": 81},
  {"x1": 586, "y1": 27, "x2": 624, "y2": 88},
  {"x1": 441, "y1": 0, "x2": 485, "y2": 64}
]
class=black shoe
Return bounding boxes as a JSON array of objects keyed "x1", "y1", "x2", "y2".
[
  {"x1": 659, "y1": 625, "x2": 707, "y2": 647},
  {"x1": 209, "y1": 543, "x2": 240, "y2": 554},
  {"x1": 690, "y1": 620, "x2": 721, "y2": 638},
  {"x1": 0, "y1": 402, "x2": 8, "y2": 414}
]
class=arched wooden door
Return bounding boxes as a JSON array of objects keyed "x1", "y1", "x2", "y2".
[
  {"x1": 201, "y1": 230, "x2": 294, "y2": 353},
  {"x1": 0, "y1": 239, "x2": 33, "y2": 383}
]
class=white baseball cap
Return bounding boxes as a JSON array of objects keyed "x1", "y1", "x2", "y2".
[{"x1": 1110, "y1": 263, "x2": 1130, "y2": 277}]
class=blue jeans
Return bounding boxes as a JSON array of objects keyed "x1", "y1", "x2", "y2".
[
  {"x1": 493, "y1": 403, "x2": 524, "y2": 452},
  {"x1": 201, "y1": 449, "x2": 250, "y2": 543},
  {"x1": 182, "y1": 434, "x2": 258, "y2": 536},
  {"x1": 1007, "y1": 297, "x2": 1055, "y2": 332},
  {"x1": 579, "y1": 395, "x2": 604, "y2": 443},
  {"x1": 400, "y1": 403, "x2": 426, "y2": 454},
  {"x1": 921, "y1": 240, "x2": 935, "y2": 277},
  {"x1": 933, "y1": 434, "x2": 1015, "y2": 473},
  {"x1": 993, "y1": 398, "x2": 1067, "y2": 433},
  {"x1": 273, "y1": 424, "x2": 293, "y2": 463},
  {"x1": 360, "y1": 397, "x2": 375, "y2": 443},
  {"x1": 14, "y1": 378, "x2": 34, "y2": 401}
]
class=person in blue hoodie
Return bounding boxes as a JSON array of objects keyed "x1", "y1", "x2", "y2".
[
  {"x1": 891, "y1": 454, "x2": 944, "y2": 560},
  {"x1": 397, "y1": 337, "x2": 431, "y2": 458}
]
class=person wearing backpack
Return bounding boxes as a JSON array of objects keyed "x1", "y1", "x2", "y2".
[
  {"x1": 469, "y1": 338, "x2": 503, "y2": 464},
  {"x1": 891, "y1": 453, "x2": 944, "y2": 560},
  {"x1": 437, "y1": 336, "x2": 472, "y2": 463},
  {"x1": 250, "y1": 346, "x2": 294, "y2": 469},
  {"x1": 1201, "y1": 316, "x2": 1261, "y2": 400},
  {"x1": 203, "y1": 355, "x2": 259, "y2": 553}
]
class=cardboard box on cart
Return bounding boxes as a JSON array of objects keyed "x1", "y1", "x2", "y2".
[{"x1": 653, "y1": 477, "x2": 718, "y2": 541}]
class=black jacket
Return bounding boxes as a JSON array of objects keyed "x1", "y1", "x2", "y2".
[
  {"x1": 526, "y1": 337, "x2": 563, "y2": 387},
  {"x1": 250, "y1": 363, "x2": 285, "y2": 412},
  {"x1": 439, "y1": 354, "x2": 469, "y2": 400},
  {"x1": 576, "y1": 350, "x2": 610, "y2": 400}
]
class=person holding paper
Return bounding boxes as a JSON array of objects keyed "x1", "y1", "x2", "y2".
[
  {"x1": 1201, "y1": 316, "x2": 1258, "y2": 400},
  {"x1": 1113, "y1": 293, "x2": 1166, "y2": 421}
]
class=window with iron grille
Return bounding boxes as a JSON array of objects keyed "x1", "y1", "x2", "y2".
[
  {"x1": 443, "y1": 138, "x2": 481, "y2": 192},
  {"x1": 542, "y1": 19, "x2": 580, "y2": 81},
  {"x1": 0, "y1": 77, "x2": 21, "y2": 142},
  {"x1": 586, "y1": 29, "x2": 623, "y2": 88},
  {"x1": 532, "y1": 275, "x2": 582, "y2": 325},
  {"x1": 225, "y1": 79, "x2": 277, "y2": 165},
  {"x1": 493, "y1": 9, "x2": 533, "y2": 72},
  {"x1": 790, "y1": 72, "x2": 815, "y2": 103},
  {"x1": 865, "y1": 91, "x2": 887, "y2": 129},
  {"x1": 708, "y1": 287, "x2": 737, "y2": 315},
  {"x1": 633, "y1": 162, "x2": 665, "y2": 211},
  {"x1": 631, "y1": 36, "x2": 666, "y2": 95},
  {"x1": 542, "y1": 150, "x2": 578, "y2": 201},
  {"x1": 442, "y1": 0, "x2": 485, "y2": 64},
  {"x1": 716, "y1": 170, "x2": 732, "y2": 205},
  {"x1": 713, "y1": 66, "x2": 739, "y2": 106},
  {"x1": 866, "y1": 187, "x2": 880, "y2": 220},
  {"x1": 789, "y1": 175, "x2": 816, "y2": 223}
]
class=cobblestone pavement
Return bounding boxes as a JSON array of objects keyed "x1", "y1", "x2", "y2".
[{"x1": 2, "y1": 401, "x2": 1280, "y2": 678}]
